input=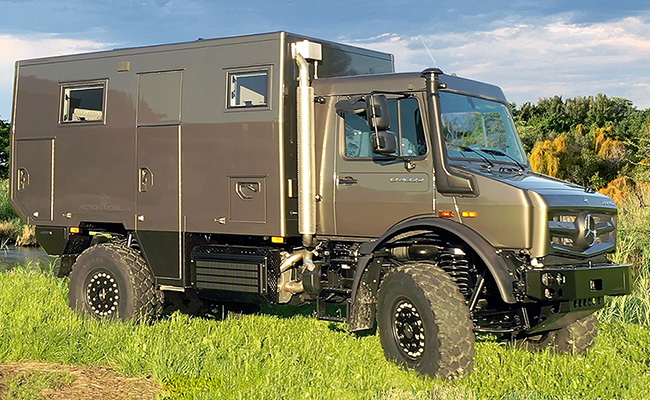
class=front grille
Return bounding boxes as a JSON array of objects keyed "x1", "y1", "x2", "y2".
[
  {"x1": 573, "y1": 297, "x2": 603, "y2": 309},
  {"x1": 548, "y1": 209, "x2": 616, "y2": 257}
]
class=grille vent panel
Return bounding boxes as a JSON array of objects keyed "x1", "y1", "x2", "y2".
[{"x1": 191, "y1": 245, "x2": 280, "y2": 302}]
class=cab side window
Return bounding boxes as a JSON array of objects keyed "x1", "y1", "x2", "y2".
[{"x1": 343, "y1": 97, "x2": 426, "y2": 158}]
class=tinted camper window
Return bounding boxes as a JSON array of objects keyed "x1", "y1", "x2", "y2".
[
  {"x1": 61, "y1": 82, "x2": 106, "y2": 123},
  {"x1": 228, "y1": 70, "x2": 268, "y2": 108}
]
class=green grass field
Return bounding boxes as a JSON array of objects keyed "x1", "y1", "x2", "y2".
[
  {"x1": 1, "y1": 182, "x2": 648, "y2": 399},
  {"x1": 1, "y1": 266, "x2": 650, "y2": 400}
]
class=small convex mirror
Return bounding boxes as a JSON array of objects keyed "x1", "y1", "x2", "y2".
[
  {"x1": 371, "y1": 131, "x2": 397, "y2": 155},
  {"x1": 366, "y1": 94, "x2": 390, "y2": 131},
  {"x1": 335, "y1": 97, "x2": 366, "y2": 114}
]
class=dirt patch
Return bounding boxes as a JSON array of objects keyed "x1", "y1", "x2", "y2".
[{"x1": 0, "y1": 362, "x2": 160, "y2": 400}]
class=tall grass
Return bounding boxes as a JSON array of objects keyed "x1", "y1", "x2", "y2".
[
  {"x1": 2, "y1": 266, "x2": 650, "y2": 399},
  {"x1": 599, "y1": 186, "x2": 650, "y2": 325}
]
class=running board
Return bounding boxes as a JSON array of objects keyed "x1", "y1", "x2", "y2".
[{"x1": 316, "y1": 291, "x2": 350, "y2": 323}]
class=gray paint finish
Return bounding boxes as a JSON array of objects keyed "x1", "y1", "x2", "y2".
[
  {"x1": 10, "y1": 32, "x2": 394, "y2": 241},
  {"x1": 13, "y1": 139, "x2": 53, "y2": 223}
]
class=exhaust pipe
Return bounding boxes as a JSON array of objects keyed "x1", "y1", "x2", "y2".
[
  {"x1": 278, "y1": 249, "x2": 320, "y2": 297},
  {"x1": 292, "y1": 41, "x2": 322, "y2": 248}
]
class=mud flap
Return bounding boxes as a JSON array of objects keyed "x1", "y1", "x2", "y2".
[{"x1": 348, "y1": 257, "x2": 383, "y2": 332}]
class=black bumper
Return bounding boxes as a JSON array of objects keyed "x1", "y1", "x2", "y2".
[
  {"x1": 525, "y1": 263, "x2": 633, "y2": 302},
  {"x1": 523, "y1": 263, "x2": 632, "y2": 334}
]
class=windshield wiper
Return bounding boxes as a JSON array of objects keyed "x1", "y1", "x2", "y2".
[
  {"x1": 459, "y1": 146, "x2": 494, "y2": 170},
  {"x1": 478, "y1": 148, "x2": 526, "y2": 171}
]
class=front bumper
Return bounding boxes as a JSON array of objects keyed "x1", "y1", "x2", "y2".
[
  {"x1": 525, "y1": 263, "x2": 632, "y2": 302},
  {"x1": 523, "y1": 263, "x2": 632, "y2": 334}
]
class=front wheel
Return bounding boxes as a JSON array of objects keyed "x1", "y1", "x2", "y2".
[
  {"x1": 377, "y1": 262, "x2": 475, "y2": 379},
  {"x1": 68, "y1": 242, "x2": 162, "y2": 321},
  {"x1": 518, "y1": 314, "x2": 598, "y2": 355}
]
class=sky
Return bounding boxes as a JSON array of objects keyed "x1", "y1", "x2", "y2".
[{"x1": 1, "y1": 0, "x2": 650, "y2": 119}]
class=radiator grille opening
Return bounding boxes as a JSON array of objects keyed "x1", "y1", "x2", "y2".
[{"x1": 191, "y1": 245, "x2": 280, "y2": 302}]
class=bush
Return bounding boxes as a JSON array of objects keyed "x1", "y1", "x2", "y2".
[{"x1": 0, "y1": 179, "x2": 19, "y2": 223}]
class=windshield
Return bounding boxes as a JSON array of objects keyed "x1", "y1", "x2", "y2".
[{"x1": 440, "y1": 92, "x2": 528, "y2": 168}]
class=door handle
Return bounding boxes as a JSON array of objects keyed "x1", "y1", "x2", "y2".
[
  {"x1": 139, "y1": 167, "x2": 153, "y2": 192},
  {"x1": 17, "y1": 168, "x2": 29, "y2": 191},
  {"x1": 338, "y1": 176, "x2": 358, "y2": 185}
]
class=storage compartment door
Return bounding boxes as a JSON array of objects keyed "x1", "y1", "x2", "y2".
[
  {"x1": 136, "y1": 126, "x2": 179, "y2": 232},
  {"x1": 136, "y1": 125, "x2": 181, "y2": 281},
  {"x1": 13, "y1": 139, "x2": 54, "y2": 223}
]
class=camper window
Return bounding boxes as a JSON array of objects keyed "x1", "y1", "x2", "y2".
[
  {"x1": 60, "y1": 82, "x2": 106, "y2": 123},
  {"x1": 227, "y1": 70, "x2": 268, "y2": 108}
]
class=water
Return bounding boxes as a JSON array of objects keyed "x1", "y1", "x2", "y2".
[{"x1": 0, "y1": 245, "x2": 57, "y2": 272}]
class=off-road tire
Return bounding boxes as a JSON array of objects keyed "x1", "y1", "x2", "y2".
[
  {"x1": 377, "y1": 262, "x2": 475, "y2": 379},
  {"x1": 518, "y1": 314, "x2": 598, "y2": 355},
  {"x1": 68, "y1": 242, "x2": 162, "y2": 321}
]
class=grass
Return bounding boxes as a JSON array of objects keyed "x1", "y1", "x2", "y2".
[
  {"x1": 598, "y1": 187, "x2": 650, "y2": 326},
  {"x1": 0, "y1": 370, "x2": 75, "y2": 400},
  {"x1": 0, "y1": 180, "x2": 648, "y2": 398},
  {"x1": 1, "y1": 267, "x2": 650, "y2": 399}
]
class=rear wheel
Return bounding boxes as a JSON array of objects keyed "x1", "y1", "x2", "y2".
[
  {"x1": 68, "y1": 242, "x2": 162, "y2": 321},
  {"x1": 518, "y1": 314, "x2": 598, "y2": 355},
  {"x1": 377, "y1": 262, "x2": 475, "y2": 379}
]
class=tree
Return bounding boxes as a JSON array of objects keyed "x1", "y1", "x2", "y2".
[
  {"x1": 514, "y1": 94, "x2": 649, "y2": 190},
  {"x1": 529, "y1": 136, "x2": 568, "y2": 178}
]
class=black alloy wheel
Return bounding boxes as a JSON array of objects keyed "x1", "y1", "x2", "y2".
[
  {"x1": 391, "y1": 298, "x2": 426, "y2": 360},
  {"x1": 84, "y1": 269, "x2": 121, "y2": 317}
]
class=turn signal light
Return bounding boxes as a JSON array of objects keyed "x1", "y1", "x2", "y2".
[
  {"x1": 70, "y1": 227, "x2": 80, "y2": 234},
  {"x1": 438, "y1": 210, "x2": 455, "y2": 218},
  {"x1": 271, "y1": 236, "x2": 285, "y2": 244},
  {"x1": 461, "y1": 211, "x2": 478, "y2": 218}
]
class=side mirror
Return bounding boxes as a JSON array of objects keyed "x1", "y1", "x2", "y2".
[
  {"x1": 371, "y1": 131, "x2": 397, "y2": 155},
  {"x1": 335, "y1": 98, "x2": 366, "y2": 114},
  {"x1": 366, "y1": 94, "x2": 390, "y2": 131}
]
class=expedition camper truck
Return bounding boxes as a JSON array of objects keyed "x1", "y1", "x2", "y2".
[{"x1": 10, "y1": 32, "x2": 632, "y2": 378}]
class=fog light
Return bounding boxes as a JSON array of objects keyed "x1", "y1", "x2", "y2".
[
  {"x1": 590, "y1": 279, "x2": 603, "y2": 291},
  {"x1": 541, "y1": 273, "x2": 555, "y2": 286},
  {"x1": 544, "y1": 288, "x2": 555, "y2": 299}
]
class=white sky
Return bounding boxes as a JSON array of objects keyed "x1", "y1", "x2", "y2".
[{"x1": 1, "y1": 0, "x2": 649, "y2": 119}]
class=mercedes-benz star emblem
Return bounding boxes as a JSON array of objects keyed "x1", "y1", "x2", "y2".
[{"x1": 582, "y1": 213, "x2": 597, "y2": 248}]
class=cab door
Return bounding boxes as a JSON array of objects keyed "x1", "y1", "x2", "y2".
[{"x1": 334, "y1": 96, "x2": 434, "y2": 237}]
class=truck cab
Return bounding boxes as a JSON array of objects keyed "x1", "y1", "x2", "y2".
[{"x1": 311, "y1": 68, "x2": 629, "y2": 333}]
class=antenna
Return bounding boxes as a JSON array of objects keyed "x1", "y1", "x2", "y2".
[{"x1": 420, "y1": 39, "x2": 439, "y2": 69}]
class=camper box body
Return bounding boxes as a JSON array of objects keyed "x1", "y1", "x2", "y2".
[{"x1": 10, "y1": 32, "x2": 393, "y2": 287}]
